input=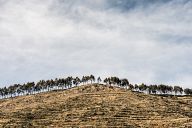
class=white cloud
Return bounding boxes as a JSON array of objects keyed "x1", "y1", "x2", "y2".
[{"x1": 0, "y1": 0, "x2": 192, "y2": 88}]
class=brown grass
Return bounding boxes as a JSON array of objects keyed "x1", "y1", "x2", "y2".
[{"x1": 0, "y1": 84, "x2": 191, "y2": 128}]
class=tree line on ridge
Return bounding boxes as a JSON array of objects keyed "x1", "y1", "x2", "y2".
[{"x1": 0, "y1": 75, "x2": 192, "y2": 99}]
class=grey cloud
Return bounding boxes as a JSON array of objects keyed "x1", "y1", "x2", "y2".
[{"x1": 0, "y1": 0, "x2": 192, "y2": 89}]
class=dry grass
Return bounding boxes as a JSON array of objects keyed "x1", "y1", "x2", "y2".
[{"x1": 0, "y1": 84, "x2": 191, "y2": 128}]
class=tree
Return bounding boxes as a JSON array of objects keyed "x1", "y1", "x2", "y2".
[
  {"x1": 25, "y1": 82, "x2": 35, "y2": 94},
  {"x1": 139, "y1": 83, "x2": 147, "y2": 92},
  {"x1": 104, "y1": 78, "x2": 110, "y2": 85},
  {"x1": 167, "y1": 85, "x2": 173, "y2": 94},
  {"x1": 0, "y1": 88, "x2": 3, "y2": 98},
  {"x1": 134, "y1": 84, "x2": 139, "y2": 91},
  {"x1": 82, "y1": 76, "x2": 88, "y2": 85},
  {"x1": 173, "y1": 86, "x2": 183, "y2": 95},
  {"x1": 34, "y1": 81, "x2": 42, "y2": 93},
  {"x1": 184, "y1": 88, "x2": 192, "y2": 95},
  {"x1": 114, "y1": 77, "x2": 121, "y2": 86},
  {"x1": 8, "y1": 85, "x2": 16, "y2": 98},
  {"x1": 128, "y1": 84, "x2": 134, "y2": 90},
  {"x1": 120, "y1": 79, "x2": 129, "y2": 89},
  {"x1": 158, "y1": 84, "x2": 168, "y2": 94},
  {"x1": 73, "y1": 77, "x2": 81, "y2": 86},
  {"x1": 37, "y1": 80, "x2": 46, "y2": 91},
  {"x1": 16, "y1": 84, "x2": 23, "y2": 96},
  {"x1": 57, "y1": 79, "x2": 64, "y2": 89},
  {"x1": 2, "y1": 87, "x2": 8, "y2": 98},
  {"x1": 90, "y1": 75, "x2": 95, "y2": 84},
  {"x1": 97, "y1": 77, "x2": 102, "y2": 84},
  {"x1": 110, "y1": 77, "x2": 118, "y2": 85},
  {"x1": 151, "y1": 85, "x2": 158, "y2": 94}
]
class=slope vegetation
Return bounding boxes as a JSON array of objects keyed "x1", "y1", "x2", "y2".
[{"x1": 0, "y1": 84, "x2": 191, "y2": 128}]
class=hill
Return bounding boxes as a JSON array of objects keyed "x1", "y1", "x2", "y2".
[{"x1": 0, "y1": 84, "x2": 191, "y2": 128}]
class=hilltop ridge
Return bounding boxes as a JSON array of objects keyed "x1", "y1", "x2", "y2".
[{"x1": 0, "y1": 84, "x2": 191, "y2": 128}]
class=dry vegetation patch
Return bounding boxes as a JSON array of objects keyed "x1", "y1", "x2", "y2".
[{"x1": 0, "y1": 84, "x2": 191, "y2": 128}]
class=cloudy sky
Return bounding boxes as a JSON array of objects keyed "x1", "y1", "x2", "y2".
[{"x1": 0, "y1": 0, "x2": 192, "y2": 88}]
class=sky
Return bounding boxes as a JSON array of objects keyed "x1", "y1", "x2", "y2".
[{"x1": 0, "y1": 0, "x2": 192, "y2": 88}]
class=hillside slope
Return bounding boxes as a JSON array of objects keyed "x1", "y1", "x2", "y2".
[{"x1": 0, "y1": 84, "x2": 191, "y2": 128}]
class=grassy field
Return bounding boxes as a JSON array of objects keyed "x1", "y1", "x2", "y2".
[{"x1": 0, "y1": 84, "x2": 191, "y2": 128}]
